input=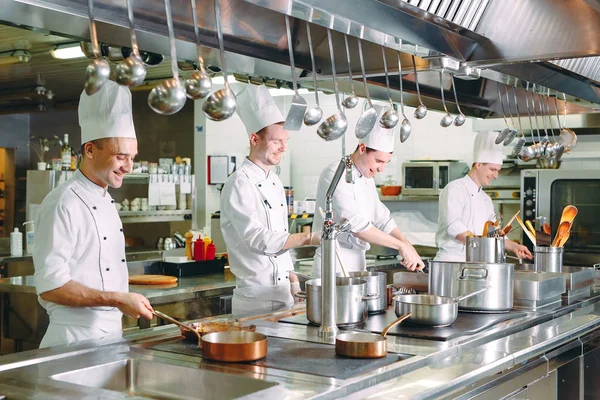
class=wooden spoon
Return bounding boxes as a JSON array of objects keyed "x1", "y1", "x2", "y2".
[
  {"x1": 516, "y1": 215, "x2": 536, "y2": 245},
  {"x1": 560, "y1": 205, "x2": 578, "y2": 225},
  {"x1": 482, "y1": 221, "x2": 491, "y2": 237},
  {"x1": 542, "y1": 223, "x2": 551, "y2": 235},
  {"x1": 524, "y1": 220, "x2": 537, "y2": 241},
  {"x1": 501, "y1": 211, "x2": 520, "y2": 236},
  {"x1": 558, "y1": 230, "x2": 571, "y2": 247},
  {"x1": 551, "y1": 221, "x2": 571, "y2": 247}
]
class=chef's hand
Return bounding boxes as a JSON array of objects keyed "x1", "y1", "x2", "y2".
[
  {"x1": 290, "y1": 282, "x2": 303, "y2": 303},
  {"x1": 514, "y1": 245, "x2": 533, "y2": 260},
  {"x1": 309, "y1": 231, "x2": 322, "y2": 246},
  {"x1": 116, "y1": 293, "x2": 153, "y2": 320},
  {"x1": 398, "y1": 243, "x2": 425, "y2": 272}
]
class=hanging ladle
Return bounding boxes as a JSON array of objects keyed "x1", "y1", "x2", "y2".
[
  {"x1": 396, "y1": 43, "x2": 411, "y2": 142},
  {"x1": 518, "y1": 82, "x2": 540, "y2": 162},
  {"x1": 303, "y1": 19, "x2": 322, "y2": 126},
  {"x1": 184, "y1": 0, "x2": 212, "y2": 99},
  {"x1": 317, "y1": 28, "x2": 348, "y2": 141},
  {"x1": 439, "y1": 72, "x2": 453, "y2": 128},
  {"x1": 84, "y1": 0, "x2": 110, "y2": 95},
  {"x1": 503, "y1": 82, "x2": 518, "y2": 146},
  {"x1": 379, "y1": 46, "x2": 399, "y2": 129},
  {"x1": 510, "y1": 82, "x2": 526, "y2": 158},
  {"x1": 115, "y1": 0, "x2": 146, "y2": 87},
  {"x1": 558, "y1": 92, "x2": 577, "y2": 152},
  {"x1": 202, "y1": 0, "x2": 237, "y2": 121},
  {"x1": 355, "y1": 38, "x2": 378, "y2": 139},
  {"x1": 341, "y1": 34, "x2": 358, "y2": 109},
  {"x1": 147, "y1": 0, "x2": 187, "y2": 115},
  {"x1": 412, "y1": 55, "x2": 427, "y2": 119},
  {"x1": 450, "y1": 74, "x2": 466, "y2": 126},
  {"x1": 495, "y1": 83, "x2": 512, "y2": 144}
]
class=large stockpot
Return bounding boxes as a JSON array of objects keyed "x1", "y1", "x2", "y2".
[
  {"x1": 296, "y1": 278, "x2": 379, "y2": 326},
  {"x1": 428, "y1": 261, "x2": 514, "y2": 312},
  {"x1": 466, "y1": 236, "x2": 506, "y2": 263},
  {"x1": 348, "y1": 271, "x2": 387, "y2": 313}
]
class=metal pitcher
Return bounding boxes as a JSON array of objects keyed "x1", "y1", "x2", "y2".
[{"x1": 466, "y1": 236, "x2": 506, "y2": 263}]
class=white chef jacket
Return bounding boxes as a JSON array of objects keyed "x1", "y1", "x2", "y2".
[
  {"x1": 33, "y1": 170, "x2": 128, "y2": 347},
  {"x1": 311, "y1": 160, "x2": 397, "y2": 278},
  {"x1": 220, "y1": 158, "x2": 294, "y2": 313},
  {"x1": 434, "y1": 175, "x2": 494, "y2": 262}
]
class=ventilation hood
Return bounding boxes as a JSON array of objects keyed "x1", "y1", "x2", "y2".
[{"x1": 0, "y1": 0, "x2": 598, "y2": 120}]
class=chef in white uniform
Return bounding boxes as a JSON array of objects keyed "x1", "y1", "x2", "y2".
[
  {"x1": 220, "y1": 84, "x2": 319, "y2": 315},
  {"x1": 33, "y1": 81, "x2": 153, "y2": 348},
  {"x1": 434, "y1": 131, "x2": 533, "y2": 262},
  {"x1": 311, "y1": 106, "x2": 424, "y2": 278}
]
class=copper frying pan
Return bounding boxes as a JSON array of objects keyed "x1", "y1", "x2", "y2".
[{"x1": 153, "y1": 310, "x2": 267, "y2": 362}]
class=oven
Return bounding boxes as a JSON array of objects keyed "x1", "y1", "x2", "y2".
[{"x1": 521, "y1": 169, "x2": 600, "y2": 266}]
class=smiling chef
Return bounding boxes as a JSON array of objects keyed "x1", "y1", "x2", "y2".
[{"x1": 33, "y1": 81, "x2": 153, "y2": 348}]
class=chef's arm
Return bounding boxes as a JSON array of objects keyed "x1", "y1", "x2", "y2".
[
  {"x1": 281, "y1": 232, "x2": 312, "y2": 250},
  {"x1": 455, "y1": 231, "x2": 475, "y2": 244},
  {"x1": 39, "y1": 281, "x2": 154, "y2": 319},
  {"x1": 354, "y1": 227, "x2": 424, "y2": 271},
  {"x1": 505, "y1": 239, "x2": 533, "y2": 259}
]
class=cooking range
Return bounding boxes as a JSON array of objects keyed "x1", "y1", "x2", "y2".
[{"x1": 279, "y1": 309, "x2": 526, "y2": 342}]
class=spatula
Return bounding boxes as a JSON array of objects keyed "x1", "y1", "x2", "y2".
[
  {"x1": 515, "y1": 215, "x2": 536, "y2": 245},
  {"x1": 282, "y1": 15, "x2": 307, "y2": 131}
]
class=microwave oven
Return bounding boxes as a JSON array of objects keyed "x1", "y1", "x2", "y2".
[
  {"x1": 402, "y1": 161, "x2": 469, "y2": 196},
  {"x1": 521, "y1": 169, "x2": 600, "y2": 266}
]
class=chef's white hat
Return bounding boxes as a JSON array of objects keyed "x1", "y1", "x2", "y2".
[
  {"x1": 235, "y1": 84, "x2": 284, "y2": 135},
  {"x1": 473, "y1": 131, "x2": 503, "y2": 165},
  {"x1": 78, "y1": 80, "x2": 136, "y2": 144},
  {"x1": 359, "y1": 105, "x2": 397, "y2": 152}
]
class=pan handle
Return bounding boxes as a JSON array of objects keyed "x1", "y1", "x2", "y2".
[
  {"x1": 153, "y1": 310, "x2": 202, "y2": 345},
  {"x1": 362, "y1": 292, "x2": 380, "y2": 301},
  {"x1": 453, "y1": 287, "x2": 489, "y2": 303},
  {"x1": 293, "y1": 291, "x2": 307, "y2": 299},
  {"x1": 459, "y1": 267, "x2": 489, "y2": 280},
  {"x1": 382, "y1": 312, "x2": 412, "y2": 337}
]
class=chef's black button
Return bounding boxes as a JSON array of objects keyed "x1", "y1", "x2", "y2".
[
  {"x1": 272, "y1": 182, "x2": 275, "y2": 185},
  {"x1": 258, "y1": 184, "x2": 262, "y2": 187},
  {"x1": 278, "y1": 278, "x2": 281, "y2": 281},
  {"x1": 121, "y1": 259, "x2": 125, "y2": 262},
  {"x1": 274, "y1": 256, "x2": 277, "y2": 258},
  {"x1": 281, "y1": 204, "x2": 284, "y2": 207},
  {"x1": 93, "y1": 206, "x2": 97, "y2": 210},
  {"x1": 120, "y1": 228, "x2": 123, "y2": 232},
  {"x1": 106, "y1": 268, "x2": 110, "y2": 271},
  {"x1": 111, "y1": 200, "x2": 115, "y2": 203},
  {"x1": 103, "y1": 237, "x2": 107, "y2": 240},
  {"x1": 286, "y1": 276, "x2": 289, "y2": 279}
]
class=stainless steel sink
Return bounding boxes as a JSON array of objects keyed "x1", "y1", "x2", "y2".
[{"x1": 50, "y1": 358, "x2": 278, "y2": 400}]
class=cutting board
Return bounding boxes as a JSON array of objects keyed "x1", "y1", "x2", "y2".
[{"x1": 129, "y1": 275, "x2": 178, "y2": 285}]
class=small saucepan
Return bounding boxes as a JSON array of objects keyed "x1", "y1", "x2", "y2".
[
  {"x1": 335, "y1": 313, "x2": 412, "y2": 359},
  {"x1": 394, "y1": 287, "x2": 488, "y2": 327}
]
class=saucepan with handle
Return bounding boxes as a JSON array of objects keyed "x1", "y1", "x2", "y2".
[{"x1": 394, "y1": 287, "x2": 488, "y2": 327}]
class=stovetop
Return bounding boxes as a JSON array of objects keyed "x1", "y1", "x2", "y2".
[{"x1": 279, "y1": 309, "x2": 527, "y2": 341}]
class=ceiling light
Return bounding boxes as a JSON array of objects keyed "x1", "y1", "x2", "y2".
[
  {"x1": 0, "y1": 50, "x2": 32, "y2": 65},
  {"x1": 210, "y1": 75, "x2": 237, "y2": 85},
  {"x1": 50, "y1": 43, "x2": 86, "y2": 59}
]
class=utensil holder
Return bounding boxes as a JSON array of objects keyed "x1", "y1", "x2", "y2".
[
  {"x1": 466, "y1": 237, "x2": 506, "y2": 263},
  {"x1": 534, "y1": 246, "x2": 563, "y2": 272}
]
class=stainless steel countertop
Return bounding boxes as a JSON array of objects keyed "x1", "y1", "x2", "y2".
[{"x1": 0, "y1": 289, "x2": 597, "y2": 399}]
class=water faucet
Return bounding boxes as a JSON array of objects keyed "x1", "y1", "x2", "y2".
[{"x1": 319, "y1": 155, "x2": 354, "y2": 338}]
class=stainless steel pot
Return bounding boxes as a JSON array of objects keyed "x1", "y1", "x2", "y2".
[
  {"x1": 348, "y1": 271, "x2": 387, "y2": 313},
  {"x1": 394, "y1": 288, "x2": 488, "y2": 326},
  {"x1": 296, "y1": 278, "x2": 378, "y2": 326},
  {"x1": 428, "y1": 261, "x2": 514, "y2": 312},
  {"x1": 534, "y1": 246, "x2": 563, "y2": 272},
  {"x1": 466, "y1": 236, "x2": 506, "y2": 263}
]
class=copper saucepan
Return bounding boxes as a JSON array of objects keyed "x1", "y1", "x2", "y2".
[
  {"x1": 153, "y1": 310, "x2": 267, "y2": 362},
  {"x1": 335, "y1": 312, "x2": 412, "y2": 359}
]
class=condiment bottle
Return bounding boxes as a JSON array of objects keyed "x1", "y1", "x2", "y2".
[
  {"x1": 194, "y1": 238, "x2": 205, "y2": 261},
  {"x1": 184, "y1": 231, "x2": 194, "y2": 260},
  {"x1": 206, "y1": 241, "x2": 216, "y2": 261}
]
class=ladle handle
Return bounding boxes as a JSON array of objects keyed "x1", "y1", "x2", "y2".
[
  {"x1": 524, "y1": 82, "x2": 537, "y2": 144},
  {"x1": 512, "y1": 83, "x2": 524, "y2": 133},
  {"x1": 451, "y1": 74, "x2": 464, "y2": 116},
  {"x1": 343, "y1": 34, "x2": 355, "y2": 93},
  {"x1": 163, "y1": 0, "x2": 179, "y2": 81},
  {"x1": 439, "y1": 71, "x2": 450, "y2": 114},
  {"x1": 285, "y1": 15, "x2": 299, "y2": 95},
  {"x1": 213, "y1": 0, "x2": 230, "y2": 91},
  {"x1": 125, "y1": 0, "x2": 140, "y2": 57},
  {"x1": 357, "y1": 39, "x2": 372, "y2": 107},
  {"x1": 396, "y1": 46, "x2": 407, "y2": 118},
  {"x1": 87, "y1": 0, "x2": 101, "y2": 59},
  {"x1": 454, "y1": 287, "x2": 488, "y2": 303},
  {"x1": 153, "y1": 310, "x2": 202, "y2": 343},
  {"x1": 382, "y1": 312, "x2": 411, "y2": 337},
  {"x1": 381, "y1": 46, "x2": 392, "y2": 104},
  {"x1": 411, "y1": 55, "x2": 423, "y2": 105},
  {"x1": 326, "y1": 28, "x2": 343, "y2": 113},
  {"x1": 305, "y1": 20, "x2": 319, "y2": 106},
  {"x1": 190, "y1": 0, "x2": 206, "y2": 72},
  {"x1": 496, "y1": 83, "x2": 510, "y2": 128}
]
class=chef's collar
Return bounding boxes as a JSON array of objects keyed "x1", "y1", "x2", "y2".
[
  {"x1": 242, "y1": 157, "x2": 271, "y2": 182},
  {"x1": 463, "y1": 174, "x2": 482, "y2": 195},
  {"x1": 75, "y1": 169, "x2": 111, "y2": 197}
]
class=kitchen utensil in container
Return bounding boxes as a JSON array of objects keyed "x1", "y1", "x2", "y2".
[
  {"x1": 534, "y1": 246, "x2": 563, "y2": 272},
  {"x1": 334, "y1": 240, "x2": 349, "y2": 278},
  {"x1": 317, "y1": 28, "x2": 348, "y2": 141},
  {"x1": 202, "y1": 0, "x2": 237, "y2": 121},
  {"x1": 84, "y1": 0, "x2": 110, "y2": 95},
  {"x1": 396, "y1": 46, "x2": 412, "y2": 142},
  {"x1": 148, "y1": 0, "x2": 187, "y2": 115},
  {"x1": 412, "y1": 55, "x2": 427, "y2": 119},
  {"x1": 115, "y1": 0, "x2": 146, "y2": 87},
  {"x1": 394, "y1": 288, "x2": 488, "y2": 327},
  {"x1": 184, "y1": 0, "x2": 212, "y2": 99},
  {"x1": 355, "y1": 38, "x2": 378, "y2": 138},
  {"x1": 294, "y1": 278, "x2": 378, "y2": 326},
  {"x1": 379, "y1": 47, "x2": 399, "y2": 129},
  {"x1": 516, "y1": 215, "x2": 536, "y2": 245},
  {"x1": 466, "y1": 236, "x2": 506, "y2": 263},
  {"x1": 341, "y1": 34, "x2": 359, "y2": 109},
  {"x1": 282, "y1": 15, "x2": 307, "y2": 131},
  {"x1": 551, "y1": 221, "x2": 571, "y2": 247},
  {"x1": 303, "y1": 20, "x2": 323, "y2": 126},
  {"x1": 428, "y1": 261, "x2": 514, "y2": 312},
  {"x1": 525, "y1": 220, "x2": 537, "y2": 241},
  {"x1": 335, "y1": 313, "x2": 412, "y2": 359},
  {"x1": 542, "y1": 222, "x2": 551, "y2": 235},
  {"x1": 559, "y1": 205, "x2": 578, "y2": 225},
  {"x1": 348, "y1": 271, "x2": 388, "y2": 314}
]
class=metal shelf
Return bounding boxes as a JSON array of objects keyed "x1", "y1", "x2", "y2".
[{"x1": 119, "y1": 209, "x2": 192, "y2": 223}]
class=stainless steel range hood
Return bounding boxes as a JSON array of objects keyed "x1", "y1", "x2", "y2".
[{"x1": 0, "y1": 0, "x2": 598, "y2": 118}]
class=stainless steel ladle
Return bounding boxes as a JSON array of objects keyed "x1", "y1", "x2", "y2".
[
  {"x1": 495, "y1": 83, "x2": 512, "y2": 144},
  {"x1": 115, "y1": 0, "x2": 146, "y2": 87},
  {"x1": 303, "y1": 19, "x2": 322, "y2": 126},
  {"x1": 510, "y1": 82, "x2": 526, "y2": 158},
  {"x1": 147, "y1": 0, "x2": 187, "y2": 115},
  {"x1": 202, "y1": 0, "x2": 237, "y2": 121},
  {"x1": 439, "y1": 72, "x2": 453, "y2": 128},
  {"x1": 84, "y1": 0, "x2": 110, "y2": 95},
  {"x1": 341, "y1": 34, "x2": 358, "y2": 109},
  {"x1": 412, "y1": 55, "x2": 427, "y2": 119},
  {"x1": 518, "y1": 82, "x2": 538, "y2": 162},
  {"x1": 450, "y1": 74, "x2": 466, "y2": 126},
  {"x1": 503, "y1": 82, "x2": 518, "y2": 145},
  {"x1": 317, "y1": 28, "x2": 347, "y2": 141},
  {"x1": 355, "y1": 38, "x2": 378, "y2": 139},
  {"x1": 396, "y1": 44, "x2": 411, "y2": 143},
  {"x1": 379, "y1": 46, "x2": 399, "y2": 129},
  {"x1": 184, "y1": 0, "x2": 212, "y2": 99}
]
